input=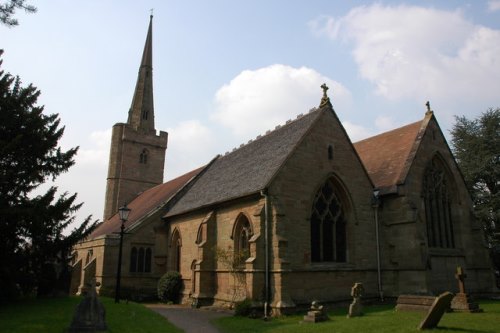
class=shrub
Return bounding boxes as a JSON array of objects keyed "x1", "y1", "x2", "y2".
[
  {"x1": 234, "y1": 298, "x2": 253, "y2": 316},
  {"x1": 157, "y1": 271, "x2": 182, "y2": 303}
]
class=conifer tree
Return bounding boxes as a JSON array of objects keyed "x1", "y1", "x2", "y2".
[
  {"x1": 0, "y1": 50, "x2": 97, "y2": 300},
  {"x1": 451, "y1": 108, "x2": 500, "y2": 247}
]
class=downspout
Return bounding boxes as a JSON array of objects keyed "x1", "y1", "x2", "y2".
[
  {"x1": 260, "y1": 189, "x2": 270, "y2": 318},
  {"x1": 372, "y1": 189, "x2": 384, "y2": 301}
]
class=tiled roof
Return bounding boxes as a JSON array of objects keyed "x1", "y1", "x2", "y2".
[
  {"x1": 353, "y1": 119, "x2": 424, "y2": 191},
  {"x1": 90, "y1": 166, "x2": 204, "y2": 238},
  {"x1": 166, "y1": 108, "x2": 324, "y2": 217}
]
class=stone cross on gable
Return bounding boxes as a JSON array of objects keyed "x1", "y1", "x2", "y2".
[
  {"x1": 426, "y1": 101, "x2": 433, "y2": 115},
  {"x1": 319, "y1": 83, "x2": 332, "y2": 108},
  {"x1": 455, "y1": 266, "x2": 467, "y2": 294},
  {"x1": 321, "y1": 83, "x2": 329, "y2": 96}
]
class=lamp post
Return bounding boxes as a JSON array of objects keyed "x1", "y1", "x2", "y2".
[{"x1": 115, "y1": 204, "x2": 131, "y2": 303}]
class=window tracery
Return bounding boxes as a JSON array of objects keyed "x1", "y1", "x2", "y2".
[
  {"x1": 310, "y1": 178, "x2": 347, "y2": 262},
  {"x1": 423, "y1": 158, "x2": 455, "y2": 248}
]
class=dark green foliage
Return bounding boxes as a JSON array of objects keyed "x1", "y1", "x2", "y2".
[
  {"x1": 451, "y1": 108, "x2": 500, "y2": 246},
  {"x1": 0, "y1": 0, "x2": 36, "y2": 26},
  {"x1": 0, "y1": 50, "x2": 98, "y2": 301},
  {"x1": 234, "y1": 298, "x2": 253, "y2": 317},
  {"x1": 157, "y1": 271, "x2": 182, "y2": 303}
]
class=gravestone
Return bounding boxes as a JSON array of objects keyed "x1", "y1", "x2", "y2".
[
  {"x1": 396, "y1": 295, "x2": 436, "y2": 312},
  {"x1": 68, "y1": 279, "x2": 107, "y2": 332},
  {"x1": 347, "y1": 282, "x2": 364, "y2": 317},
  {"x1": 303, "y1": 301, "x2": 328, "y2": 323},
  {"x1": 450, "y1": 266, "x2": 482, "y2": 313},
  {"x1": 418, "y1": 292, "x2": 454, "y2": 330}
]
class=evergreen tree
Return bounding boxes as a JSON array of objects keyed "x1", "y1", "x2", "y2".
[
  {"x1": 451, "y1": 108, "x2": 500, "y2": 247},
  {"x1": 0, "y1": 50, "x2": 97, "y2": 300},
  {"x1": 0, "y1": 0, "x2": 36, "y2": 27}
]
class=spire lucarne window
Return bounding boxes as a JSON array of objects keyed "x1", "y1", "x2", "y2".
[
  {"x1": 423, "y1": 157, "x2": 455, "y2": 248},
  {"x1": 310, "y1": 177, "x2": 347, "y2": 262}
]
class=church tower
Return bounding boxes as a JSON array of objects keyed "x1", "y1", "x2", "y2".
[{"x1": 103, "y1": 16, "x2": 168, "y2": 220}]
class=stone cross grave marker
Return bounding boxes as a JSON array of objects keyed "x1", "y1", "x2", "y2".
[
  {"x1": 68, "y1": 278, "x2": 108, "y2": 332},
  {"x1": 303, "y1": 301, "x2": 328, "y2": 323},
  {"x1": 418, "y1": 291, "x2": 454, "y2": 330},
  {"x1": 450, "y1": 266, "x2": 481, "y2": 312},
  {"x1": 348, "y1": 282, "x2": 364, "y2": 318}
]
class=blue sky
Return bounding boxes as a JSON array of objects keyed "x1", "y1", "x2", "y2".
[{"x1": 2, "y1": 0, "x2": 500, "y2": 227}]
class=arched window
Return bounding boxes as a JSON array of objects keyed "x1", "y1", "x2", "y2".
[
  {"x1": 139, "y1": 149, "x2": 149, "y2": 164},
  {"x1": 130, "y1": 247, "x2": 138, "y2": 272},
  {"x1": 310, "y1": 177, "x2": 347, "y2": 263},
  {"x1": 233, "y1": 215, "x2": 252, "y2": 266},
  {"x1": 138, "y1": 247, "x2": 145, "y2": 272},
  {"x1": 423, "y1": 157, "x2": 455, "y2": 248},
  {"x1": 142, "y1": 109, "x2": 149, "y2": 120},
  {"x1": 328, "y1": 145, "x2": 333, "y2": 160},
  {"x1": 85, "y1": 250, "x2": 93, "y2": 265},
  {"x1": 145, "y1": 248, "x2": 152, "y2": 273},
  {"x1": 171, "y1": 229, "x2": 182, "y2": 273}
]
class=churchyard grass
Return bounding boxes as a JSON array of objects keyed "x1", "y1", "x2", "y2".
[
  {"x1": 0, "y1": 296, "x2": 182, "y2": 333},
  {"x1": 214, "y1": 300, "x2": 500, "y2": 333}
]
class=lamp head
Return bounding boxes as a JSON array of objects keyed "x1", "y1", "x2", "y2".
[{"x1": 118, "y1": 204, "x2": 131, "y2": 222}]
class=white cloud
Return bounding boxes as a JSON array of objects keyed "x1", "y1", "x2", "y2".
[
  {"x1": 165, "y1": 120, "x2": 217, "y2": 179},
  {"x1": 374, "y1": 115, "x2": 396, "y2": 132},
  {"x1": 310, "y1": 4, "x2": 500, "y2": 107},
  {"x1": 342, "y1": 121, "x2": 372, "y2": 142},
  {"x1": 488, "y1": 1, "x2": 500, "y2": 12},
  {"x1": 76, "y1": 129, "x2": 111, "y2": 166},
  {"x1": 212, "y1": 64, "x2": 352, "y2": 140}
]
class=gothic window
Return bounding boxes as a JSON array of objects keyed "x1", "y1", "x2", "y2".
[
  {"x1": 130, "y1": 247, "x2": 138, "y2": 272},
  {"x1": 142, "y1": 110, "x2": 149, "y2": 120},
  {"x1": 423, "y1": 157, "x2": 455, "y2": 248},
  {"x1": 145, "y1": 248, "x2": 152, "y2": 273},
  {"x1": 328, "y1": 145, "x2": 333, "y2": 160},
  {"x1": 139, "y1": 149, "x2": 149, "y2": 164},
  {"x1": 170, "y1": 229, "x2": 182, "y2": 273},
  {"x1": 233, "y1": 215, "x2": 252, "y2": 266},
  {"x1": 85, "y1": 250, "x2": 93, "y2": 265},
  {"x1": 129, "y1": 246, "x2": 152, "y2": 273},
  {"x1": 310, "y1": 177, "x2": 347, "y2": 263}
]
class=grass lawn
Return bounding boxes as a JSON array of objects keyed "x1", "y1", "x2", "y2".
[
  {"x1": 214, "y1": 300, "x2": 500, "y2": 333},
  {"x1": 0, "y1": 296, "x2": 182, "y2": 333}
]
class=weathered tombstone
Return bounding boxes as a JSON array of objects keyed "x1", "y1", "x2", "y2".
[
  {"x1": 450, "y1": 266, "x2": 482, "y2": 313},
  {"x1": 418, "y1": 292, "x2": 454, "y2": 330},
  {"x1": 347, "y1": 282, "x2": 364, "y2": 317},
  {"x1": 396, "y1": 295, "x2": 436, "y2": 312},
  {"x1": 303, "y1": 301, "x2": 328, "y2": 323},
  {"x1": 68, "y1": 279, "x2": 107, "y2": 332}
]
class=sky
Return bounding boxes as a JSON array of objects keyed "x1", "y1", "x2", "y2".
[{"x1": 2, "y1": 0, "x2": 500, "y2": 229}]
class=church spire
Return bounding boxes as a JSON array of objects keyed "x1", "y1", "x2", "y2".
[{"x1": 127, "y1": 15, "x2": 155, "y2": 132}]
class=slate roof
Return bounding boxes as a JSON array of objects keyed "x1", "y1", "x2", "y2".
[
  {"x1": 353, "y1": 119, "x2": 425, "y2": 191},
  {"x1": 90, "y1": 166, "x2": 204, "y2": 238},
  {"x1": 166, "y1": 108, "x2": 324, "y2": 217}
]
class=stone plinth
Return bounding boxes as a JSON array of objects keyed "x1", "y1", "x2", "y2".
[
  {"x1": 451, "y1": 293, "x2": 482, "y2": 313},
  {"x1": 303, "y1": 301, "x2": 328, "y2": 323}
]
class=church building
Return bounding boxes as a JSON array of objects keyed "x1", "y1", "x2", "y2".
[{"x1": 70, "y1": 17, "x2": 496, "y2": 313}]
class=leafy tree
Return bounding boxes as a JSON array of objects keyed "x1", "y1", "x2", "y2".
[
  {"x1": 0, "y1": 0, "x2": 36, "y2": 26},
  {"x1": 0, "y1": 50, "x2": 98, "y2": 300},
  {"x1": 451, "y1": 108, "x2": 500, "y2": 248}
]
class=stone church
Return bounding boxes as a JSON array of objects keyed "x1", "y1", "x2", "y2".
[{"x1": 71, "y1": 17, "x2": 496, "y2": 313}]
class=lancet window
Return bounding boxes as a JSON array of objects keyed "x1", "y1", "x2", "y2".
[
  {"x1": 423, "y1": 158, "x2": 455, "y2": 248},
  {"x1": 233, "y1": 215, "x2": 252, "y2": 266},
  {"x1": 139, "y1": 149, "x2": 149, "y2": 164},
  {"x1": 130, "y1": 246, "x2": 152, "y2": 273},
  {"x1": 310, "y1": 177, "x2": 347, "y2": 262}
]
